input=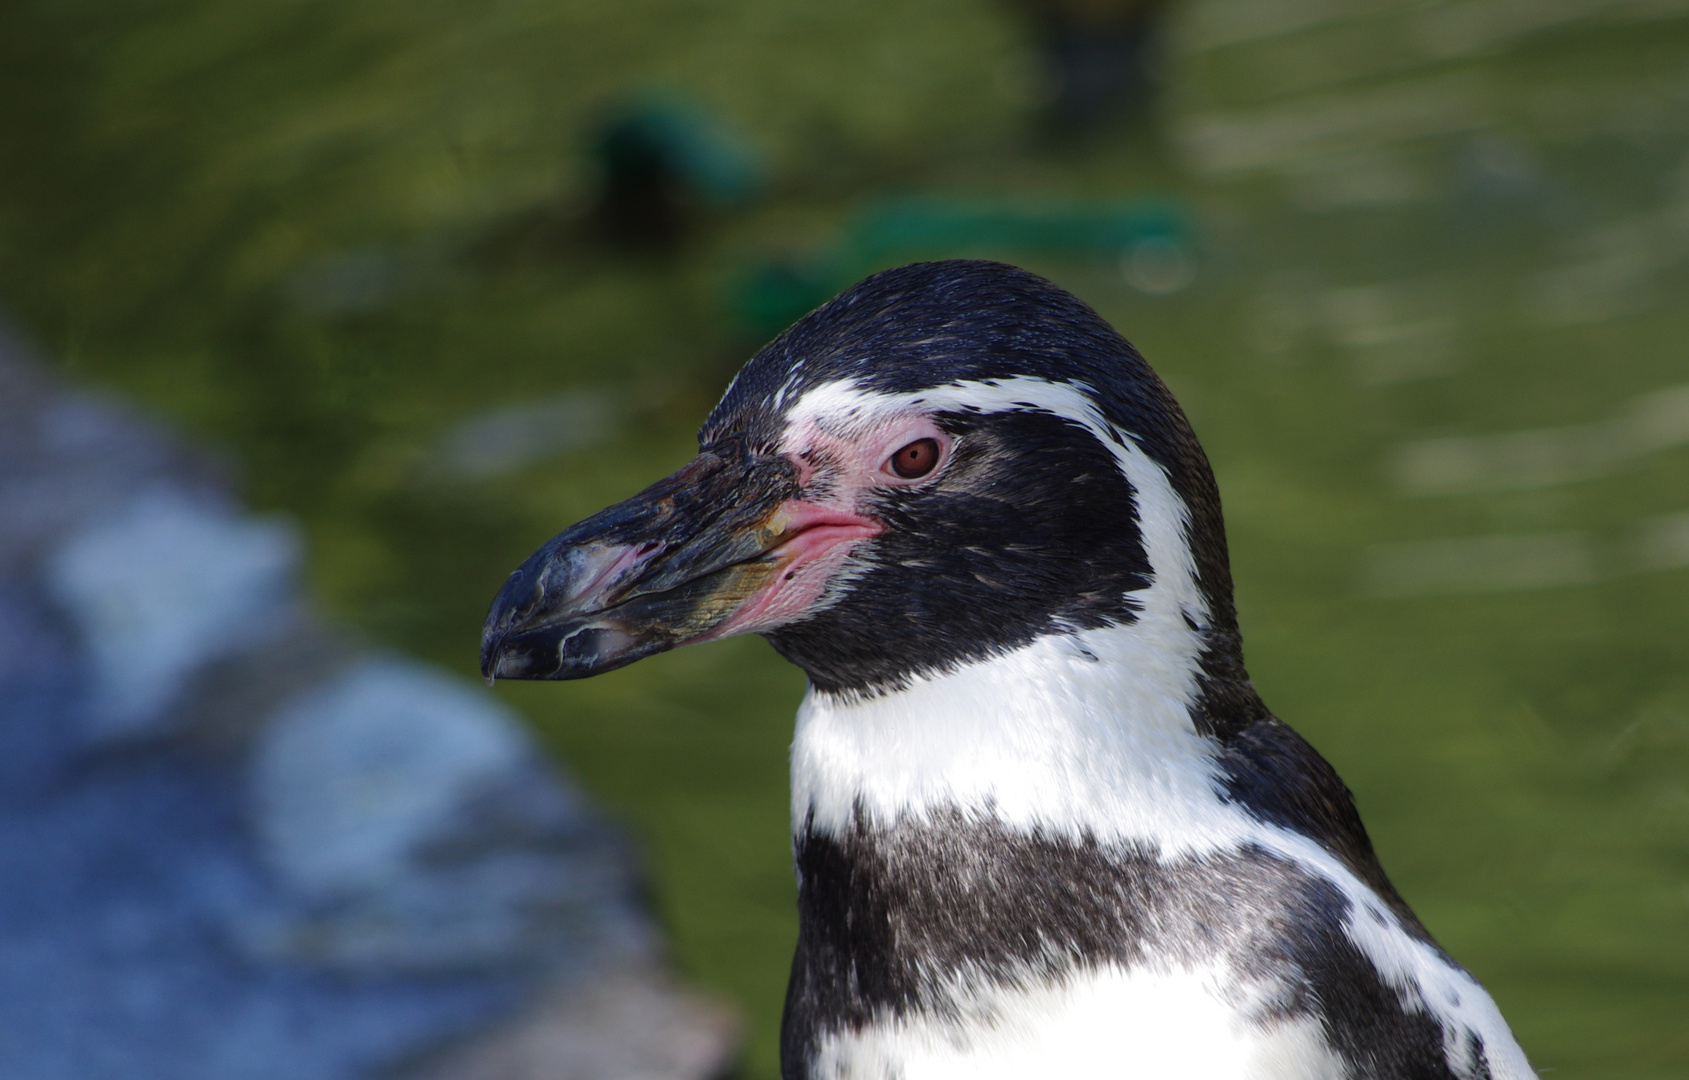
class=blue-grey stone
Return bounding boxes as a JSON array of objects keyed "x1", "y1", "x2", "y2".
[
  {"x1": 0, "y1": 748, "x2": 520, "y2": 1080},
  {"x1": 0, "y1": 325, "x2": 735, "y2": 1080},
  {"x1": 252, "y1": 659, "x2": 536, "y2": 899},
  {"x1": 244, "y1": 658, "x2": 651, "y2": 975},
  {"x1": 0, "y1": 586, "x2": 82, "y2": 802},
  {"x1": 45, "y1": 484, "x2": 300, "y2": 742}
]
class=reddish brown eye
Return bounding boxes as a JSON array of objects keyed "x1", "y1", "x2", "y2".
[{"x1": 889, "y1": 438, "x2": 940, "y2": 479}]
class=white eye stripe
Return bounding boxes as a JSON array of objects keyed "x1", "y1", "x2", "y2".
[
  {"x1": 785, "y1": 377, "x2": 1094, "y2": 432},
  {"x1": 783, "y1": 375, "x2": 1204, "y2": 625}
]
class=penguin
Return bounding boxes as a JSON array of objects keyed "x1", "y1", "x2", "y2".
[{"x1": 481, "y1": 260, "x2": 1535, "y2": 1080}]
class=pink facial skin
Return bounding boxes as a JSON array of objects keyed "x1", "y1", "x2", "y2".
[{"x1": 703, "y1": 412, "x2": 952, "y2": 639}]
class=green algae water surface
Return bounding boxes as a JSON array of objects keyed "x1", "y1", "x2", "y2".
[{"x1": 3, "y1": 1, "x2": 1687, "y2": 1075}]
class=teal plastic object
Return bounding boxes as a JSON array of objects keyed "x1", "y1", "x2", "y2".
[
  {"x1": 593, "y1": 100, "x2": 764, "y2": 208},
  {"x1": 731, "y1": 197, "x2": 1191, "y2": 340}
]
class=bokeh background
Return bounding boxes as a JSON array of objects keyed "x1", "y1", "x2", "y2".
[{"x1": 4, "y1": 0, "x2": 1688, "y2": 1076}]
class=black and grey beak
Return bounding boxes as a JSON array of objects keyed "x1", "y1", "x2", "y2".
[{"x1": 480, "y1": 446, "x2": 799, "y2": 681}]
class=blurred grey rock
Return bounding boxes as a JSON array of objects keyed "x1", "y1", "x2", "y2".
[
  {"x1": 46, "y1": 483, "x2": 300, "y2": 741},
  {"x1": 400, "y1": 967, "x2": 739, "y2": 1080},
  {"x1": 0, "y1": 320, "x2": 738, "y2": 1080},
  {"x1": 245, "y1": 659, "x2": 654, "y2": 975},
  {"x1": 0, "y1": 583, "x2": 81, "y2": 800},
  {"x1": 254, "y1": 660, "x2": 532, "y2": 900},
  {"x1": 0, "y1": 358, "x2": 225, "y2": 581}
]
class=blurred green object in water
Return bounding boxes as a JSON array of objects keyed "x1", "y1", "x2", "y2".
[
  {"x1": 588, "y1": 98, "x2": 766, "y2": 251},
  {"x1": 731, "y1": 197, "x2": 1191, "y2": 338}
]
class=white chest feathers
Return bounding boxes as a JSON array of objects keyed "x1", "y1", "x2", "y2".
[
  {"x1": 784, "y1": 629, "x2": 1537, "y2": 1080},
  {"x1": 811, "y1": 962, "x2": 1348, "y2": 1080}
]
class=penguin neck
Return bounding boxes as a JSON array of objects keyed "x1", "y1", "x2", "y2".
[{"x1": 789, "y1": 614, "x2": 1263, "y2": 857}]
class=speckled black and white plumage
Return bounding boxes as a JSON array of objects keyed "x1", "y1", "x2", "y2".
[
  {"x1": 484, "y1": 260, "x2": 1536, "y2": 1079},
  {"x1": 711, "y1": 262, "x2": 1530, "y2": 1079}
]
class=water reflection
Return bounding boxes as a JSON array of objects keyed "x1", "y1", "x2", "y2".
[
  {"x1": 1391, "y1": 384, "x2": 1689, "y2": 495},
  {"x1": 430, "y1": 391, "x2": 626, "y2": 482}
]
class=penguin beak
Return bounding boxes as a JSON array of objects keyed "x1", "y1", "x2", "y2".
[{"x1": 480, "y1": 447, "x2": 878, "y2": 681}]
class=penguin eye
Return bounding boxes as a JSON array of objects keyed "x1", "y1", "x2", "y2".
[{"x1": 887, "y1": 438, "x2": 940, "y2": 480}]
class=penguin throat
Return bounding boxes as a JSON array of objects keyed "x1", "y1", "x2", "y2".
[{"x1": 788, "y1": 618, "x2": 1256, "y2": 855}]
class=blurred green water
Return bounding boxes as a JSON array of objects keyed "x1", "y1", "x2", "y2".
[{"x1": 3, "y1": 1, "x2": 1688, "y2": 1076}]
